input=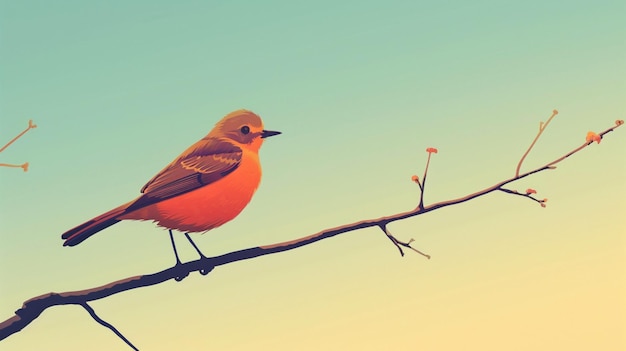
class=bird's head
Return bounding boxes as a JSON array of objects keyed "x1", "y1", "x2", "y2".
[{"x1": 209, "y1": 109, "x2": 281, "y2": 152}]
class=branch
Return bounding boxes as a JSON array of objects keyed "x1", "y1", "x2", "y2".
[
  {"x1": 81, "y1": 303, "x2": 139, "y2": 351},
  {"x1": 1, "y1": 120, "x2": 36, "y2": 171},
  {"x1": 516, "y1": 110, "x2": 558, "y2": 177},
  {"x1": 0, "y1": 120, "x2": 37, "y2": 154},
  {"x1": 0, "y1": 162, "x2": 29, "y2": 172},
  {"x1": 0, "y1": 118, "x2": 622, "y2": 348}
]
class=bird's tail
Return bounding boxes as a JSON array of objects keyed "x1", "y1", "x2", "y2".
[{"x1": 61, "y1": 203, "x2": 130, "y2": 246}]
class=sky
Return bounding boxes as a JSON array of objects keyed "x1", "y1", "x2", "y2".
[{"x1": 0, "y1": 1, "x2": 624, "y2": 350}]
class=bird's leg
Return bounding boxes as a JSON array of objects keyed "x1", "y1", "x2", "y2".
[
  {"x1": 169, "y1": 230, "x2": 183, "y2": 265},
  {"x1": 183, "y1": 233, "x2": 207, "y2": 259},
  {"x1": 184, "y1": 233, "x2": 214, "y2": 275},
  {"x1": 169, "y1": 230, "x2": 188, "y2": 281}
]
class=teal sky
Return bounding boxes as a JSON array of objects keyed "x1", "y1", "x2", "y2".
[{"x1": 1, "y1": 1, "x2": 624, "y2": 350}]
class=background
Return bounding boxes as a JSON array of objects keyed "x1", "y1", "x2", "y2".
[{"x1": 1, "y1": 1, "x2": 624, "y2": 350}]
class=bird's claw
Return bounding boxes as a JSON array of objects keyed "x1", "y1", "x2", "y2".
[
  {"x1": 174, "y1": 272, "x2": 189, "y2": 282},
  {"x1": 199, "y1": 266, "x2": 214, "y2": 276},
  {"x1": 172, "y1": 260, "x2": 189, "y2": 282}
]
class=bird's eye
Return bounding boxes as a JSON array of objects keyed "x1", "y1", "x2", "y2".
[{"x1": 240, "y1": 126, "x2": 250, "y2": 135}]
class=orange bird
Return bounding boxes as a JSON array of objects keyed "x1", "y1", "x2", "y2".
[{"x1": 61, "y1": 109, "x2": 280, "y2": 264}]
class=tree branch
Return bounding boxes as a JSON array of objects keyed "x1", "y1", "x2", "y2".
[
  {"x1": 0, "y1": 120, "x2": 36, "y2": 171},
  {"x1": 0, "y1": 118, "x2": 622, "y2": 348}
]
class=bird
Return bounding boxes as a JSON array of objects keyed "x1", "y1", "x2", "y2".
[{"x1": 61, "y1": 109, "x2": 280, "y2": 266}]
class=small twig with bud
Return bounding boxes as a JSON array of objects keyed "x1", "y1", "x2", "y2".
[
  {"x1": 411, "y1": 147, "x2": 438, "y2": 210},
  {"x1": 1, "y1": 120, "x2": 37, "y2": 171},
  {"x1": 378, "y1": 224, "x2": 430, "y2": 258},
  {"x1": 499, "y1": 188, "x2": 548, "y2": 207},
  {"x1": 516, "y1": 110, "x2": 558, "y2": 177},
  {"x1": 0, "y1": 162, "x2": 29, "y2": 172}
]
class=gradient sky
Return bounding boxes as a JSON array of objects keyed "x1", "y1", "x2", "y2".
[{"x1": 1, "y1": 1, "x2": 624, "y2": 350}]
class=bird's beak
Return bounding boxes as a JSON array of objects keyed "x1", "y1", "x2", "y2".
[{"x1": 261, "y1": 130, "x2": 281, "y2": 138}]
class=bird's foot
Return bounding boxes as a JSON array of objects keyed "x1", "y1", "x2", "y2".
[
  {"x1": 199, "y1": 258, "x2": 215, "y2": 276},
  {"x1": 172, "y1": 260, "x2": 189, "y2": 282},
  {"x1": 174, "y1": 272, "x2": 189, "y2": 282}
]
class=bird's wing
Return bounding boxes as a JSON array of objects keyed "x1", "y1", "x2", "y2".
[{"x1": 127, "y1": 138, "x2": 242, "y2": 210}]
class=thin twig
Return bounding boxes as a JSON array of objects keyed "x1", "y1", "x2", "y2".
[
  {"x1": 515, "y1": 110, "x2": 558, "y2": 177},
  {"x1": 419, "y1": 152, "x2": 432, "y2": 209},
  {"x1": 0, "y1": 120, "x2": 36, "y2": 154},
  {"x1": 379, "y1": 224, "x2": 430, "y2": 258},
  {"x1": 380, "y1": 224, "x2": 405, "y2": 256},
  {"x1": 81, "y1": 303, "x2": 139, "y2": 351},
  {"x1": 0, "y1": 163, "x2": 28, "y2": 172},
  {"x1": 498, "y1": 188, "x2": 546, "y2": 206}
]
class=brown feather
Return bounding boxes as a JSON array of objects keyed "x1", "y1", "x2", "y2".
[{"x1": 127, "y1": 138, "x2": 242, "y2": 212}]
